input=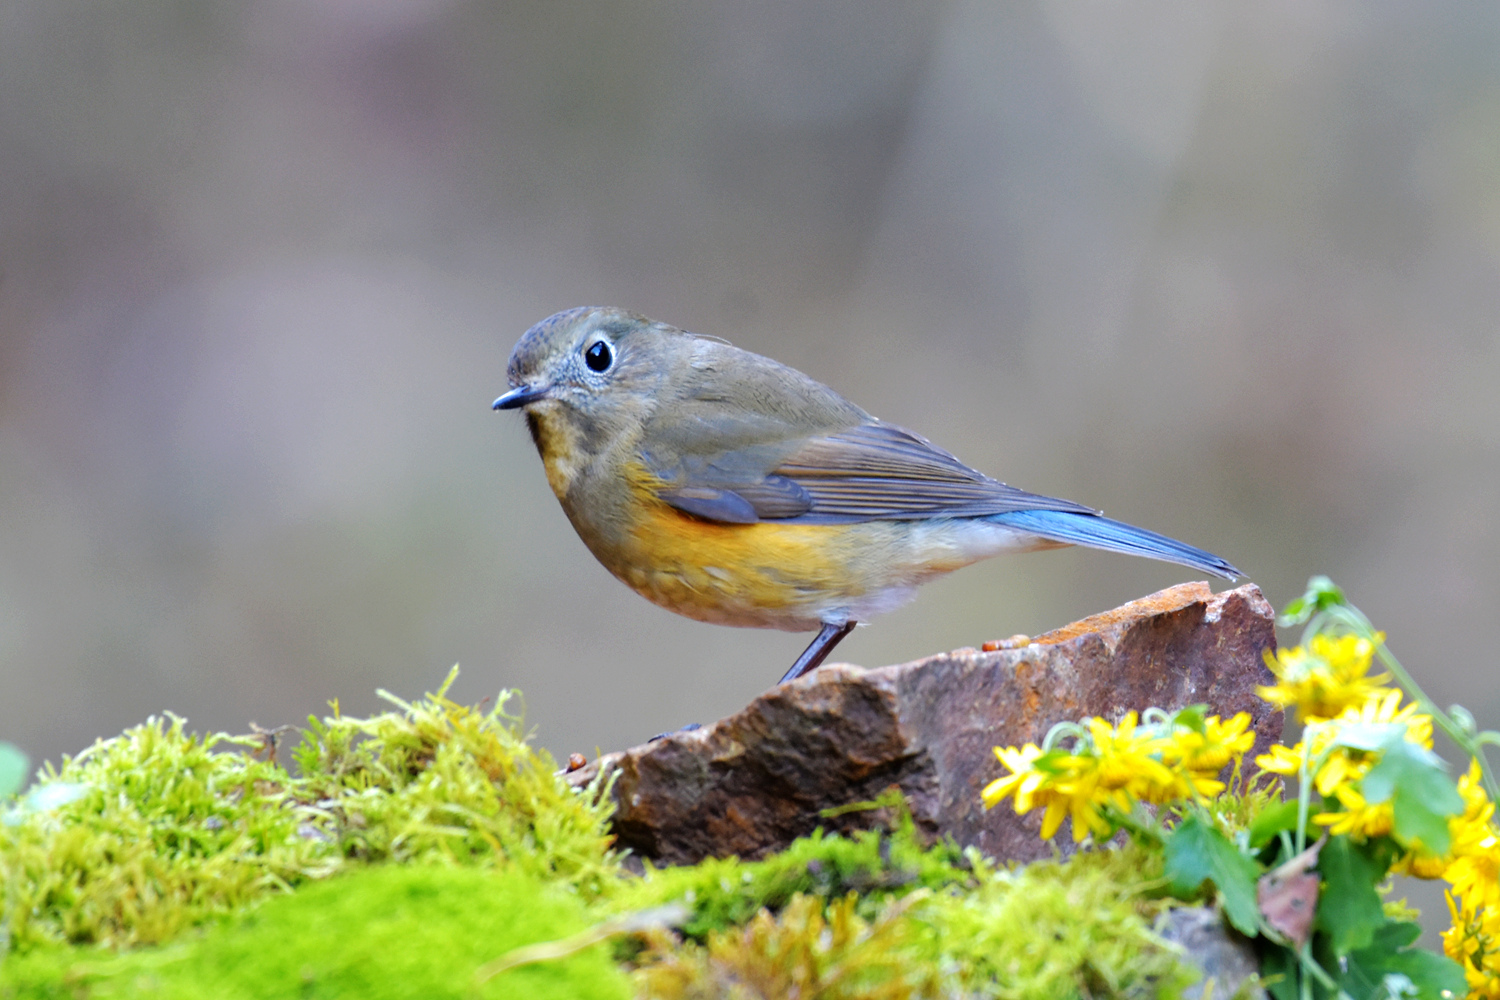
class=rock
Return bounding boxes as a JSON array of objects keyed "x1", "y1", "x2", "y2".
[
  {"x1": 567, "y1": 582, "x2": 1282, "y2": 866},
  {"x1": 1158, "y1": 907, "x2": 1267, "y2": 1000}
]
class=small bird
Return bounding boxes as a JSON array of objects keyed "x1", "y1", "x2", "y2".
[{"x1": 495, "y1": 307, "x2": 1240, "y2": 684}]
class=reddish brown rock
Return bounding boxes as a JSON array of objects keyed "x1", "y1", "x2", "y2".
[{"x1": 567, "y1": 582, "x2": 1282, "y2": 866}]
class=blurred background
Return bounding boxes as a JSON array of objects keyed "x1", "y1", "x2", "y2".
[{"x1": 2, "y1": 0, "x2": 1497, "y2": 813}]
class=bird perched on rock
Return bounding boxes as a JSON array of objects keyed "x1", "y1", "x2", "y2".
[{"x1": 494, "y1": 307, "x2": 1240, "y2": 684}]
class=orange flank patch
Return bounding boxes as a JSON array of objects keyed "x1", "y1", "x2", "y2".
[
  {"x1": 578, "y1": 463, "x2": 986, "y2": 631},
  {"x1": 615, "y1": 497, "x2": 865, "y2": 629}
]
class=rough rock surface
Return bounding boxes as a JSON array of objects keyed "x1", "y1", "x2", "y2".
[
  {"x1": 1159, "y1": 907, "x2": 1267, "y2": 1000},
  {"x1": 567, "y1": 582, "x2": 1281, "y2": 866}
]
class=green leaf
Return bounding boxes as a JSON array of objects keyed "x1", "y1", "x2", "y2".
[
  {"x1": 1314, "y1": 837, "x2": 1386, "y2": 956},
  {"x1": 1331, "y1": 722, "x2": 1407, "y2": 753},
  {"x1": 1248, "y1": 798, "x2": 1303, "y2": 850},
  {"x1": 1164, "y1": 813, "x2": 1262, "y2": 936},
  {"x1": 1170, "y1": 705, "x2": 1209, "y2": 733},
  {"x1": 0, "y1": 741, "x2": 28, "y2": 799},
  {"x1": 1258, "y1": 942, "x2": 1299, "y2": 1000},
  {"x1": 1279, "y1": 576, "x2": 1345, "y2": 627},
  {"x1": 1450, "y1": 704, "x2": 1479, "y2": 737},
  {"x1": 1164, "y1": 813, "x2": 1216, "y2": 896},
  {"x1": 1340, "y1": 920, "x2": 1467, "y2": 1000},
  {"x1": 1360, "y1": 740, "x2": 1463, "y2": 856}
]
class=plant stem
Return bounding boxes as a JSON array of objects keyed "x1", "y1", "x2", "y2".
[
  {"x1": 1370, "y1": 629, "x2": 1500, "y2": 804},
  {"x1": 1295, "y1": 735, "x2": 1318, "y2": 856}
]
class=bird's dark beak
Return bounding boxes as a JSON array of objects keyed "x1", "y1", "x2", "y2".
[{"x1": 492, "y1": 384, "x2": 549, "y2": 410}]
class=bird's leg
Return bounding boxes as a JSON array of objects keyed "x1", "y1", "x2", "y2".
[{"x1": 779, "y1": 621, "x2": 857, "y2": 684}]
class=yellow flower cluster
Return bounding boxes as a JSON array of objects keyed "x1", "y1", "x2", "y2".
[
  {"x1": 982, "y1": 711, "x2": 1254, "y2": 843},
  {"x1": 1258, "y1": 632, "x2": 1389, "y2": 723},
  {"x1": 1255, "y1": 630, "x2": 1500, "y2": 995},
  {"x1": 1256, "y1": 688, "x2": 1433, "y2": 842},
  {"x1": 1443, "y1": 761, "x2": 1500, "y2": 997},
  {"x1": 986, "y1": 615, "x2": 1500, "y2": 996}
]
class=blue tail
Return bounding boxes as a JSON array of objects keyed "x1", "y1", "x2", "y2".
[{"x1": 988, "y1": 509, "x2": 1240, "y2": 581}]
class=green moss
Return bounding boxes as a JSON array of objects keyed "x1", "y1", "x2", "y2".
[
  {"x1": 619, "y1": 798, "x2": 974, "y2": 939},
  {"x1": 635, "y1": 891, "x2": 941, "y2": 1000},
  {"x1": 629, "y1": 844, "x2": 1195, "y2": 1000},
  {"x1": 288, "y1": 672, "x2": 619, "y2": 899},
  {"x1": 0, "y1": 714, "x2": 335, "y2": 951},
  {"x1": 922, "y1": 845, "x2": 1197, "y2": 1000},
  {"x1": 620, "y1": 803, "x2": 1196, "y2": 1000},
  {"x1": 2, "y1": 677, "x2": 1210, "y2": 999},
  {"x1": 2, "y1": 866, "x2": 631, "y2": 1000},
  {"x1": 1, "y1": 668, "x2": 618, "y2": 958}
]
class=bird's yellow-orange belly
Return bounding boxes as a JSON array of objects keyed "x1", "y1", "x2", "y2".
[{"x1": 586, "y1": 498, "x2": 971, "y2": 631}]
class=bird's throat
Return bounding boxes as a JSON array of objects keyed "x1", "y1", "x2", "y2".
[{"x1": 525, "y1": 408, "x2": 590, "y2": 501}]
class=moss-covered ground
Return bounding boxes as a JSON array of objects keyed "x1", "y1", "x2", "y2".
[{"x1": 1, "y1": 669, "x2": 1213, "y2": 999}]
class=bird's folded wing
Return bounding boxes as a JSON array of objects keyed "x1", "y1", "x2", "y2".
[{"x1": 653, "y1": 421, "x2": 1098, "y2": 524}]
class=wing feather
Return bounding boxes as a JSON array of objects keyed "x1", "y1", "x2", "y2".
[{"x1": 652, "y1": 420, "x2": 1096, "y2": 524}]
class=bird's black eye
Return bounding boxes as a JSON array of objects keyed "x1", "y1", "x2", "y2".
[{"x1": 584, "y1": 339, "x2": 613, "y2": 372}]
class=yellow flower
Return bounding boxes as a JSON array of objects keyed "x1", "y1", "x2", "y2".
[
  {"x1": 1256, "y1": 742, "x2": 1306, "y2": 777},
  {"x1": 1445, "y1": 761, "x2": 1500, "y2": 914},
  {"x1": 1454, "y1": 760, "x2": 1499, "y2": 848},
  {"x1": 1429, "y1": 761, "x2": 1500, "y2": 994},
  {"x1": 1314, "y1": 783, "x2": 1394, "y2": 839},
  {"x1": 1258, "y1": 689, "x2": 1447, "y2": 852},
  {"x1": 1444, "y1": 889, "x2": 1500, "y2": 998},
  {"x1": 1448, "y1": 853, "x2": 1500, "y2": 915},
  {"x1": 1257, "y1": 689, "x2": 1432, "y2": 798},
  {"x1": 1345, "y1": 686, "x2": 1432, "y2": 748},
  {"x1": 1160, "y1": 712, "x2": 1255, "y2": 797},
  {"x1": 1049, "y1": 769, "x2": 1115, "y2": 843},
  {"x1": 1256, "y1": 730, "x2": 1356, "y2": 795},
  {"x1": 983, "y1": 710, "x2": 1259, "y2": 843},
  {"x1": 1258, "y1": 632, "x2": 1390, "y2": 722},
  {"x1": 1084, "y1": 712, "x2": 1178, "y2": 806},
  {"x1": 1392, "y1": 848, "x2": 1449, "y2": 881},
  {"x1": 982, "y1": 744, "x2": 1045, "y2": 811},
  {"x1": 982, "y1": 713, "x2": 1161, "y2": 843},
  {"x1": 981, "y1": 743, "x2": 1098, "y2": 841}
]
